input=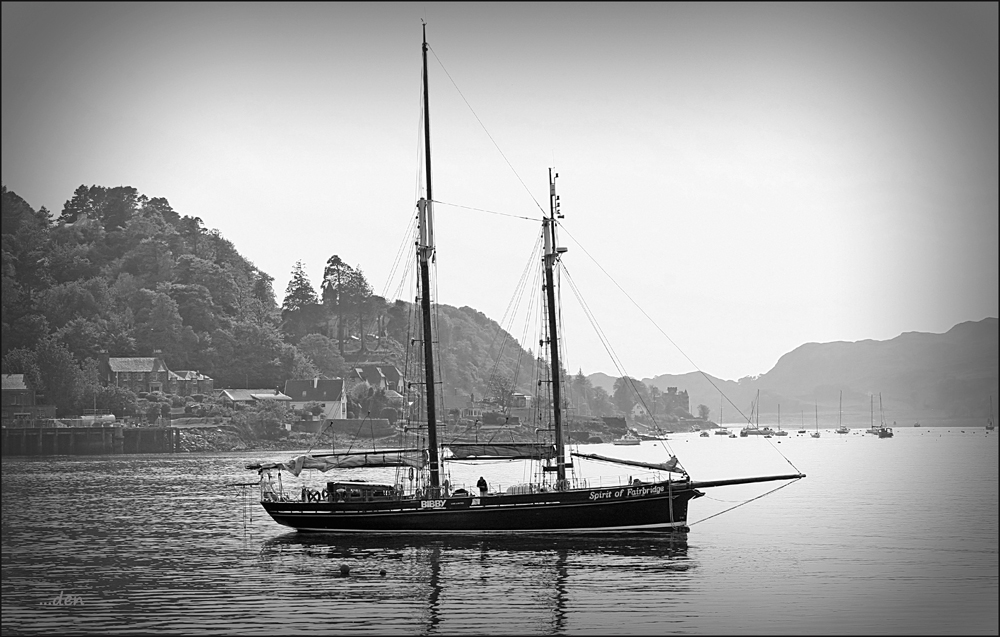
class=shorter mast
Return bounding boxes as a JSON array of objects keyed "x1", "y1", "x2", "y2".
[{"x1": 543, "y1": 168, "x2": 567, "y2": 487}]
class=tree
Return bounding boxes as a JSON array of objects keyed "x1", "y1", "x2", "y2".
[
  {"x1": 32, "y1": 338, "x2": 85, "y2": 416},
  {"x1": 283, "y1": 347, "x2": 320, "y2": 381},
  {"x1": 210, "y1": 319, "x2": 286, "y2": 389},
  {"x1": 54, "y1": 317, "x2": 104, "y2": 361},
  {"x1": 163, "y1": 282, "x2": 217, "y2": 334},
  {"x1": 135, "y1": 291, "x2": 184, "y2": 357},
  {"x1": 612, "y1": 376, "x2": 646, "y2": 415},
  {"x1": 385, "y1": 300, "x2": 409, "y2": 344},
  {"x1": 59, "y1": 185, "x2": 139, "y2": 230},
  {"x1": 39, "y1": 281, "x2": 100, "y2": 330},
  {"x1": 281, "y1": 261, "x2": 318, "y2": 312},
  {"x1": 281, "y1": 262, "x2": 323, "y2": 343},
  {"x1": 589, "y1": 386, "x2": 614, "y2": 417},
  {"x1": 297, "y1": 333, "x2": 347, "y2": 378},
  {"x1": 1, "y1": 346, "x2": 41, "y2": 389},
  {"x1": 486, "y1": 371, "x2": 514, "y2": 408},
  {"x1": 697, "y1": 404, "x2": 710, "y2": 420},
  {"x1": 321, "y1": 255, "x2": 361, "y2": 354}
]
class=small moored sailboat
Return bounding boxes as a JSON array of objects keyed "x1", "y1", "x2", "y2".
[{"x1": 835, "y1": 391, "x2": 849, "y2": 434}]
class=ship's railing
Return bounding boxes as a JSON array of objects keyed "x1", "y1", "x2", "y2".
[{"x1": 259, "y1": 470, "x2": 672, "y2": 503}]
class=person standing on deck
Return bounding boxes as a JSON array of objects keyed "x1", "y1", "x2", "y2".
[{"x1": 477, "y1": 476, "x2": 488, "y2": 497}]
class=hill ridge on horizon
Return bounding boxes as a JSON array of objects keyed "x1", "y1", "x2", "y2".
[{"x1": 586, "y1": 317, "x2": 998, "y2": 424}]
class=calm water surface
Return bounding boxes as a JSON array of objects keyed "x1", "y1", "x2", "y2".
[{"x1": 2, "y1": 427, "x2": 997, "y2": 635}]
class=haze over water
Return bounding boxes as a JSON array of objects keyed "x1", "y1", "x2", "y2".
[{"x1": 2, "y1": 427, "x2": 997, "y2": 634}]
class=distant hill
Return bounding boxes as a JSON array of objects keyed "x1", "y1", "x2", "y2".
[{"x1": 590, "y1": 318, "x2": 999, "y2": 427}]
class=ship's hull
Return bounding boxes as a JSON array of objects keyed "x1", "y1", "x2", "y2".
[{"x1": 261, "y1": 481, "x2": 702, "y2": 534}]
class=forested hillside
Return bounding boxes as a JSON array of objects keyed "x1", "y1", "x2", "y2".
[{"x1": 2, "y1": 183, "x2": 621, "y2": 419}]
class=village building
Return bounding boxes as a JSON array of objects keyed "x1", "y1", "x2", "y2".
[
  {"x1": 662, "y1": 387, "x2": 690, "y2": 414},
  {"x1": 169, "y1": 370, "x2": 214, "y2": 396},
  {"x1": 98, "y1": 353, "x2": 212, "y2": 396},
  {"x1": 283, "y1": 378, "x2": 347, "y2": 420},
  {"x1": 351, "y1": 365, "x2": 387, "y2": 390},
  {"x1": 1, "y1": 374, "x2": 56, "y2": 426}
]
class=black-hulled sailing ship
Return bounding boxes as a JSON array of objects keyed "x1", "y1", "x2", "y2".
[{"x1": 248, "y1": 26, "x2": 804, "y2": 534}]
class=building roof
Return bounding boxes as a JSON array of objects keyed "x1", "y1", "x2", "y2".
[
  {"x1": 221, "y1": 388, "x2": 292, "y2": 402},
  {"x1": 171, "y1": 370, "x2": 213, "y2": 381},
  {"x1": 108, "y1": 357, "x2": 167, "y2": 373},
  {"x1": 284, "y1": 378, "x2": 344, "y2": 402},
  {"x1": 354, "y1": 365, "x2": 386, "y2": 385},
  {"x1": 251, "y1": 392, "x2": 292, "y2": 402},
  {"x1": 2, "y1": 374, "x2": 28, "y2": 390},
  {"x1": 379, "y1": 366, "x2": 403, "y2": 384}
]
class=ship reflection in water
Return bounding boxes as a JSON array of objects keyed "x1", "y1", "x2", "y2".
[{"x1": 256, "y1": 533, "x2": 692, "y2": 634}]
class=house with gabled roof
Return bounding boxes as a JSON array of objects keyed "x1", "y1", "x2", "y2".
[
  {"x1": 379, "y1": 366, "x2": 404, "y2": 394},
  {"x1": 100, "y1": 355, "x2": 172, "y2": 394},
  {"x1": 348, "y1": 364, "x2": 404, "y2": 393},
  {"x1": 353, "y1": 365, "x2": 386, "y2": 389},
  {"x1": 2, "y1": 374, "x2": 56, "y2": 425},
  {"x1": 283, "y1": 378, "x2": 346, "y2": 420},
  {"x1": 170, "y1": 370, "x2": 214, "y2": 396},
  {"x1": 98, "y1": 353, "x2": 212, "y2": 396}
]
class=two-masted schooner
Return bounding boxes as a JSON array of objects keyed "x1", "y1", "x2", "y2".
[{"x1": 247, "y1": 26, "x2": 804, "y2": 534}]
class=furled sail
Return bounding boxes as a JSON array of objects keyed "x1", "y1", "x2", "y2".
[
  {"x1": 571, "y1": 452, "x2": 685, "y2": 474},
  {"x1": 249, "y1": 449, "x2": 427, "y2": 477},
  {"x1": 447, "y1": 443, "x2": 557, "y2": 460}
]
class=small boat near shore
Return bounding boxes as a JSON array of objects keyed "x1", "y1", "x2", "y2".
[{"x1": 612, "y1": 432, "x2": 642, "y2": 446}]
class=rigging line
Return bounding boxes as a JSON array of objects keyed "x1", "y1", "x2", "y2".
[
  {"x1": 360, "y1": 213, "x2": 418, "y2": 346},
  {"x1": 688, "y1": 477, "x2": 803, "y2": 526},
  {"x1": 432, "y1": 199, "x2": 541, "y2": 222},
  {"x1": 305, "y1": 417, "x2": 335, "y2": 456},
  {"x1": 555, "y1": 250, "x2": 581, "y2": 461},
  {"x1": 513, "y1": 239, "x2": 545, "y2": 397},
  {"x1": 758, "y1": 429, "x2": 805, "y2": 474},
  {"x1": 486, "y1": 239, "x2": 536, "y2": 378},
  {"x1": 485, "y1": 235, "x2": 544, "y2": 403},
  {"x1": 381, "y1": 212, "x2": 419, "y2": 300},
  {"x1": 390, "y1": 242, "x2": 417, "y2": 307},
  {"x1": 557, "y1": 224, "x2": 753, "y2": 425},
  {"x1": 518, "y1": 257, "x2": 544, "y2": 430},
  {"x1": 415, "y1": 51, "x2": 427, "y2": 202},
  {"x1": 430, "y1": 253, "x2": 446, "y2": 432},
  {"x1": 345, "y1": 410, "x2": 372, "y2": 455},
  {"x1": 428, "y1": 46, "x2": 547, "y2": 216},
  {"x1": 561, "y1": 265, "x2": 675, "y2": 459}
]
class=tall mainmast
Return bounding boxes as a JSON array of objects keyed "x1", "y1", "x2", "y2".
[
  {"x1": 418, "y1": 23, "x2": 440, "y2": 491},
  {"x1": 543, "y1": 168, "x2": 568, "y2": 486}
]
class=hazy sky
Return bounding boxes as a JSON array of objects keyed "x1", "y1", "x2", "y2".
[{"x1": 3, "y1": 2, "x2": 997, "y2": 381}]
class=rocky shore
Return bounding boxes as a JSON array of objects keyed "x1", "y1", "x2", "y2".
[{"x1": 175, "y1": 428, "x2": 404, "y2": 454}]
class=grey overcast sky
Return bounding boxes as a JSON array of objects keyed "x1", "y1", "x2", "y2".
[{"x1": 3, "y1": 2, "x2": 997, "y2": 381}]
